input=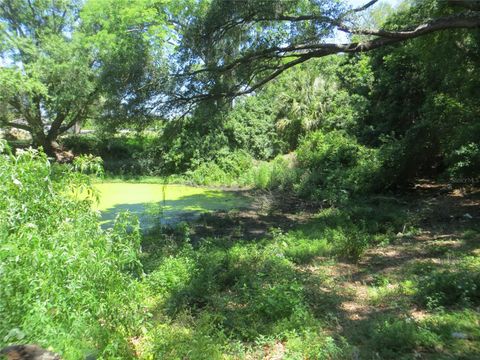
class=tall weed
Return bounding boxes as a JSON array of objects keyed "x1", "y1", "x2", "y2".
[{"x1": 0, "y1": 143, "x2": 143, "y2": 359}]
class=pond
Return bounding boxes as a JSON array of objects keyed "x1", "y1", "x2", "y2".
[{"x1": 94, "y1": 182, "x2": 250, "y2": 230}]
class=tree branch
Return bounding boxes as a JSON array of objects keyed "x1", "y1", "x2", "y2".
[
  {"x1": 448, "y1": 0, "x2": 480, "y2": 11},
  {"x1": 182, "y1": 12, "x2": 480, "y2": 101},
  {"x1": 6, "y1": 121, "x2": 32, "y2": 132},
  {"x1": 352, "y1": 0, "x2": 380, "y2": 13},
  {"x1": 339, "y1": 12, "x2": 480, "y2": 38}
]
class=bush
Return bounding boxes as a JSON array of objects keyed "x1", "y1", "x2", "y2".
[
  {"x1": 188, "y1": 162, "x2": 230, "y2": 185},
  {"x1": 144, "y1": 112, "x2": 232, "y2": 175},
  {"x1": 61, "y1": 134, "x2": 103, "y2": 154},
  {"x1": 295, "y1": 130, "x2": 380, "y2": 202},
  {"x1": 446, "y1": 142, "x2": 480, "y2": 181},
  {"x1": 187, "y1": 150, "x2": 254, "y2": 186},
  {"x1": 0, "y1": 143, "x2": 143, "y2": 359},
  {"x1": 248, "y1": 155, "x2": 297, "y2": 190},
  {"x1": 62, "y1": 134, "x2": 157, "y2": 175},
  {"x1": 328, "y1": 227, "x2": 371, "y2": 261},
  {"x1": 251, "y1": 162, "x2": 272, "y2": 189},
  {"x1": 72, "y1": 154, "x2": 104, "y2": 177},
  {"x1": 214, "y1": 149, "x2": 253, "y2": 179}
]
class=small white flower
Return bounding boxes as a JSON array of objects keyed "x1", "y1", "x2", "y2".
[{"x1": 12, "y1": 178, "x2": 22, "y2": 187}]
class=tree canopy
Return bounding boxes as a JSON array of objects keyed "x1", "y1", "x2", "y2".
[
  {"x1": 0, "y1": 0, "x2": 168, "y2": 157},
  {"x1": 168, "y1": 0, "x2": 480, "y2": 107}
]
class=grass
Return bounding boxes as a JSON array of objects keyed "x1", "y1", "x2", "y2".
[
  {"x1": 132, "y1": 187, "x2": 480, "y2": 359},
  {"x1": 3, "y1": 147, "x2": 479, "y2": 359}
]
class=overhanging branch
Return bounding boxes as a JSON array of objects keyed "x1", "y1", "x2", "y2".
[
  {"x1": 181, "y1": 12, "x2": 480, "y2": 100},
  {"x1": 448, "y1": 0, "x2": 480, "y2": 11}
]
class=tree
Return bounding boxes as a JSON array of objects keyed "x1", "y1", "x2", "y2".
[
  {"x1": 0, "y1": 0, "x2": 167, "y2": 159},
  {"x1": 0, "y1": 0, "x2": 96, "y2": 158},
  {"x1": 169, "y1": 0, "x2": 480, "y2": 107},
  {"x1": 224, "y1": 56, "x2": 368, "y2": 154},
  {"x1": 80, "y1": 0, "x2": 170, "y2": 133},
  {"x1": 363, "y1": 4, "x2": 480, "y2": 183}
]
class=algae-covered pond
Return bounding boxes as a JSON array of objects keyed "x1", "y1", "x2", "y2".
[{"x1": 94, "y1": 182, "x2": 250, "y2": 229}]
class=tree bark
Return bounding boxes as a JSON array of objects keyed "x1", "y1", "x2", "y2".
[{"x1": 31, "y1": 130, "x2": 73, "y2": 162}]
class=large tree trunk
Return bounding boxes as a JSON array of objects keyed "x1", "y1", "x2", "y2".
[{"x1": 32, "y1": 131, "x2": 73, "y2": 163}]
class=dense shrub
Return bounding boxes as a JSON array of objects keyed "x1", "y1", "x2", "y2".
[
  {"x1": 224, "y1": 96, "x2": 285, "y2": 160},
  {"x1": 0, "y1": 144, "x2": 143, "y2": 359},
  {"x1": 446, "y1": 142, "x2": 480, "y2": 181},
  {"x1": 144, "y1": 112, "x2": 232, "y2": 175},
  {"x1": 186, "y1": 150, "x2": 254, "y2": 186},
  {"x1": 242, "y1": 155, "x2": 297, "y2": 190},
  {"x1": 62, "y1": 133, "x2": 156, "y2": 174},
  {"x1": 364, "y1": 20, "x2": 480, "y2": 186},
  {"x1": 72, "y1": 154, "x2": 104, "y2": 176},
  {"x1": 62, "y1": 133, "x2": 103, "y2": 154},
  {"x1": 295, "y1": 130, "x2": 380, "y2": 202}
]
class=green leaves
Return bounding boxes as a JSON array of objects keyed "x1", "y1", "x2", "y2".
[
  {"x1": 0, "y1": 0, "x2": 171, "y2": 145},
  {"x1": 0, "y1": 148, "x2": 143, "y2": 358}
]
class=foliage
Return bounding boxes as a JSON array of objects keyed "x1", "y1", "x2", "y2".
[
  {"x1": 134, "y1": 193, "x2": 480, "y2": 359},
  {"x1": 62, "y1": 133, "x2": 156, "y2": 175},
  {"x1": 363, "y1": 5, "x2": 480, "y2": 185},
  {"x1": 186, "y1": 150, "x2": 253, "y2": 186},
  {"x1": 446, "y1": 142, "x2": 480, "y2": 181},
  {"x1": 415, "y1": 257, "x2": 480, "y2": 309},
  {"x1": 369, "y1": 317, "x2": 439, "y2": 357},
  {"x1": 224, "y1": 57, "x2": 368, "y2": 153},
  {"x1": 0, "y1": 143, "x2": 143, "y2": 359},
  {"x1": 167, "y1": 0, "x2": 480, "y2": 106},
  {"x1": 270, "y1": 58, "x2": 368, "y2": 150},
  {"x1": 72, "y1": 154, "x2": 104, "y2": 177},
  {"x1": 224, "y1": 96, "x2": 285, "y2": 160},
  {"x1": 80, "y1": 0, "x2": 170, "y2": 130},
  {"x1": 1, "y1": 1, "x2": 480, "y2": 359},
  {"x1": 295, "y1": 130, "x2": 381, "y2": 202},
  {"x1": 0, "y1": 0, "x2": 98, "y2": 153},
  {"x1": 142, "y1": 109, "x2": 231, "y2": 175},
  {"x1": 0, "y1": 0, "x2": 168, "y2": 153}
]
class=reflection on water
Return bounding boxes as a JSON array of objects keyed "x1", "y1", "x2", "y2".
[{"x1": 94, "y1": 183, "x2": 249, "y2": 229}]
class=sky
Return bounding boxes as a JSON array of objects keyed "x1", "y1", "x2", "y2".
[
  {"x1": 333, "y1": 0, "x2": 403, "y2": 42},
  {"x1": 347, "y1": 0, "x2": 402, "y2": 7}
]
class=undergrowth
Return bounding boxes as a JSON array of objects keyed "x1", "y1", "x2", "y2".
[
  {"x1": 1, "y1": 143, "x2": 479, "y2": 359},
  {"x1": 0, "y1": 144, "x2": 144, "y2": 359}
]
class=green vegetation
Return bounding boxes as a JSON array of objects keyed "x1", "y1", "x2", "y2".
[
  {"x1": 2, "y1": 142, "x2": 478, "y2": 358},
  {"x1": 0, "y1": 144, "x2": 143, "y2": 358},
  {"x1": 1, "y1": 0, "x2": 480, "y2": 359}
]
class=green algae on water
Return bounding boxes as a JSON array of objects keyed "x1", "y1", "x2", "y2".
[{"x1": 94, "y1": 182, "x2": 249, "y2": 229}]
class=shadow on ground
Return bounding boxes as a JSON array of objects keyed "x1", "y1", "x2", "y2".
[{"x1": 141, "y1": 185, "x2": 480, "y2": 359}]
